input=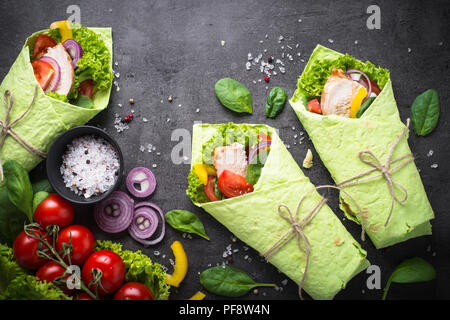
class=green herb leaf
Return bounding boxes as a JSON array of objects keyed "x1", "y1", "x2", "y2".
[
  {"x1": 411, "y1": 89, "x2": 440, "y2": 136},
  {"x1": 200, "y1": 266, "x2": 275, "y2": 297},
  {"x1": 3, "y1": 160, "x2": 34, "y2": 222},
  {"x1": 32, "y1": 191, "x2": 49, "y2": 213},
  {"x1": 246, "y1": 164, "x2": 263, "y2": 185},
  {"x1": 382, "y1": 257, "x2": 436, "y2": 300},
  {"x1": 214, "y1": 78, "x2": 252, "y2": 114},
  {"x1": 265, "y1": 87, "x2": 287, "y2": 118},
  {"x1": 165, "y1": 210, "x2": 210, "y2": 240},
  {"x1": 74, "y1": 94, "x2": 95, "y2": 109}
]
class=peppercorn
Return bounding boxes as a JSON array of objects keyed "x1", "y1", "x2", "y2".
[
  {"x1": 268, "y1": 55, "x2": 274, "y2": 64},
  {"x1": 227, "y1": 256, "x2": 233, "y2": 264},
  {"x1": 129, "y1": 98, "x2": 135, "y2": 104},
  {"x1": 264, "y1": 75, "x2": 270, "y2": 83},
  {"x1": 168, "y1": 96, "x2": 173, "y2": 102}
]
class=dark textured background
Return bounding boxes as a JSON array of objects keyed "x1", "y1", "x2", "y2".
[{"x1": 1, "y1": 0, "x2": 449, "y2": 300}]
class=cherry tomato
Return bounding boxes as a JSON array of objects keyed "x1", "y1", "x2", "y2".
[
  {"x1": 218, "y1": 170, "x2": 254, "y2": 199},
  {"x1": 75, "y1": 292, "x2": 96, "y2": 300},
  {"x1": 113, "y1": 282, "x2": 154, "y2": 300},
  {"x1": 35, "y1": 261, "x2": 73, "y2": 294},
  {"x1": 307, "y1": 99, "x2": 322, "y2": 114},
  {"x1": 204, "y1": 176, "x2": 220, "y2": 202},
  {"x1": 32, "y1": 60, "x2": 55, "y2": 90},
  {"x1": 34, "y1": 194, "x2": 74, "y2": 229},
  {"x1": 13, "y1": 230, "x2": 51, "y2": 270},
  {"x1": 56, "y1": 225, "x2": 95, "y2": 266},
  {"x1": 78, "y1": 79, "x2": 94, "y2": 98},
  {"x1": 82, "y1": 250, "x2": 125, "y2": 296},
  {"x1": 32, "y1": 34, "x2": 57, "y2": 58}
]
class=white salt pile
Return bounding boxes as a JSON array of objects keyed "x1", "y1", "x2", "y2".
[{"x1": 60, "y1": 135, "x2": 120, "y2": 198}]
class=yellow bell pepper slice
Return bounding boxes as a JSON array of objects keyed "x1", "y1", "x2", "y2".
[
  {"x1": 205, "y1": 165, "x2": 216, "y2": 176},
  {"x1": 49, "y1": 20, "x2": 73, "y2": 43},
  {"x1": 193, "y1": 164, "x2": 208, "y2": 185},
  {"x1": 165, "y1": 241, "x2": 188, "y2": 287},
  {"x1": 188, "y1": 291, "x2": 206, "y2": 300},
  {"x1": 350, "y1": 86, "x2": 368, "y2": 118}
]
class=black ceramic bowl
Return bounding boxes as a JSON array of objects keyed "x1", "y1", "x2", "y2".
[{"x1": 46, "y1": 126, "x2": 124, "y2": 205}]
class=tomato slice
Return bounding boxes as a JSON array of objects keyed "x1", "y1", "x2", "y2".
[
  {"x1": 218, "y1": 170, "x2": 254, "y2": 199},
  {"x1": 31, "y1": 60, "x2": 55, "y2": 90},
  {"x1": 32, "y1": 34, "x2": 57, "y2": 58},
  {"x1": 307, "y1": 99, "x2": 322, "y2": 114},
  {"x1": 361, "y1": 78, "x2": 381, "y2": 96},
  {"x1": 258, "y1": 133, "x2": 272, "y2": 143},
  {"x1": 204, "y1": 176, "x2": 220, "y2": 202},
  {"x1": 78, "y1": 79, "x2": 94, "y2": 98}
]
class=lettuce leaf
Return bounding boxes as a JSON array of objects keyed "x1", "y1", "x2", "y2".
[
  {"x1": 298, "y1": 53, "x2": 390, "y2": 100},
  {"x1": 0, "y1": 275, "x2": 71, "y2": 300},
  {"x1": 68, "y1": 26, "x2": 113, "y2": 100},
  {"x1": 186, "y1": 168, "x2": 210, "y2": 204},
  {"x1": 95, "y1": 241, "x2": 170, "y2": 300},
  {"x1": 0, "y1": 243, "x2": 26, "y2": 293},
  {"x1": 46, "y1": 91, "x2": 69, "y2": 103}
]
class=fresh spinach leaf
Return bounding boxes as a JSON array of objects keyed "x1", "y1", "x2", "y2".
[
  {"x1": 0, "y1": 185, "x2": 27, "y2": 246},
  {"x1": 200, "y1": 266, "x2": 275, "y2": 297},
  {"x1": 165, "y1": 210, "x2": 210, "y2": 240},
  {"x1": 265, "y1": 87, "x2": 287, "y2": 118},
  {"x1": 3, "y1": 160, "x2": 34, "y2": 222},
  {"x1": 31, "y1": 179, "x2": 53, "y2": 194},
  {"x1": 246, "y1": 164, "x2": 263, "y2": 185},
  {"x1": 214, "y1": 78, "x2": 252, "y2": 114},
  {"x1": 382, "y1": 257, "x2": 436, "y2": 300},
  {"x1": 32, "y1": 191, "x2": 49, "y2": 213},
  {"x1": 411, "y1": 89, "x2": 440, "y2": 136}
]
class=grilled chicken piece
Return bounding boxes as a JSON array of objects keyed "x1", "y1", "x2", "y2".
[
  {"x1": 212, "y1": 142, "x2": 248, "y2": 178},
  {"x1": 43, "y1": 43, "x2": 74, "y2": 95},
  {"x1": 320, "y1": 67, "x2": 365, "y2": 118}
]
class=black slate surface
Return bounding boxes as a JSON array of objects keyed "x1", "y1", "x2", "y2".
[{"x1": 1, "y1": 0, "x2": 449, "y2": 300}]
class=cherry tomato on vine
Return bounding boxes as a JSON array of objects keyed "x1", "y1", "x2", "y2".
[
  {"x1": 13, "y1": 230, "x2": 51, "y2": 270},
  {"x1": 113, "y1": 282, "x2": 154, "y2": 300},
  {"x1": 82, "y1": 250, "x2": 126, "y2": 296},
  {"x1": 56, "y1": 225, "x2": 95, "y2": 265},
  {"x1": 36, "y1": 261, "x2": 73, "y2": 294},
  {"x1": 34, "y1": 193, "x2": 74, "y2": 229}
]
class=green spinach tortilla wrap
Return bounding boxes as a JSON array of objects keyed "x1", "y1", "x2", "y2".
[
  {"x1": 0, "y1": 22, "x2": 113, "y2": 175},
  {"x1": 289, "y1": 44, "x2": 434, "y2": 249},
  {"x1": 186, "y1": 122, "x2": 369, "y2": 300}
]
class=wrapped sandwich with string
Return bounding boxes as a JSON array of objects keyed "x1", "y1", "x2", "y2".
[{"x1": 289, "y1": 45, "x2": 434, "y2": 249}]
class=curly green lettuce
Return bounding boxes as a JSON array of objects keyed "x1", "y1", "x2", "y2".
[
  {"x1": 186, "y1": 169, "x2": 210, "y2": 204},
  {"x1": 46, "y1": 91, "x2": 69, "y2": 103},
  {"x1": 68, "y1": 26, "x2": 113, "y2": 100},
  {"x1": 298, "y1": 53, "x2": 390, "y2": 100},
  {"x1": 96, "y1": 241, "x2": 170, "y2": 300},
  {"x1": 0, "y1": 244, "x2": 71, "y2": 300}
]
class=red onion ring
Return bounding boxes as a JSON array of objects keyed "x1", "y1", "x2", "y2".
[
  {"x1": 94, "y1": 191, "x2": 134, "y2": 233},
  {"x1": 128, "y1": 202, "x2": 165, "y2": 246},
  {"x1": 126, "y1": 167, "x2": 156, "y2": 198},
  {"x1": 39, "y1": 56, "x2": 61, "y2": 93},
  {"x1": 63, "y1": 39, "x2": 83, "y2": 69},
  {"x1": 248, "y1": 141, "x2": 271, "y2": 164},
  {"x1": 345, "y1": 69, "x2": 372, "y2": 100}
]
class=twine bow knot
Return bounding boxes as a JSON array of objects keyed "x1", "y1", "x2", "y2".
[{"x1": 0, "y1": 85, "x2": 46, "y2": 182}]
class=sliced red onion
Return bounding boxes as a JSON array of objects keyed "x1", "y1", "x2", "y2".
[
  {"x1": 345, "y1": 69, "x2": 372, "y2": 99},
  {"x1": 248, "y1": 141, "x2": 271, "y2": 164},
  {"x1": 63, "y1": 39, "x2": 83, "y2": 69},
  {"x1": 39, "y1": 56, "x2": 61, "y2": 93},
  {"x1": 128, "y1": 202, "x2": 165, "y2": 246},
  {"x1": 94, "y1": 191, "x2": 134, "y2": 233},
  {"x1": 126, "y1": 167, "x2": 156, "y2": 198}
]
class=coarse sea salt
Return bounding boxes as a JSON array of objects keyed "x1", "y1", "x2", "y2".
[{"x1": 60, "y1": 135, "x2": 120, "y2": 198}]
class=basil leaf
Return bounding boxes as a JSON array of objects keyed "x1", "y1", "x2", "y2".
[
  {"x1": 32, "y1": 191, "x2": 49, "y2": 213},
  {"x1": 31, "y1": 179, "x2": 53, "y2": 194},
  {"x1": 214, "y1": 177, "x2": 225, "y2": 200},
  {"x1": 200, "y1": 266, "x2": 275, "y2": 297},
  {"x1": 3, "y1": 160, "x2": 34, "y2": 222},
  {"x1": 214, "y1": 78, "x2": 252, "y2": 114},
  {"x1": 165, "y1": 210, "x2": 210, "y2": 240},
  {"x1": 265, "y1": 87, "x2": 287, "y2": 118},
  {"x1": 0, "y1": 185, "x2": 27, "y2": 246},
  {"x1": 382, "y1": 257, "x2": 436, "y2": 300},
  {"x1": 411, "y1": 89, "x2": 440, "y2": 136}
]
